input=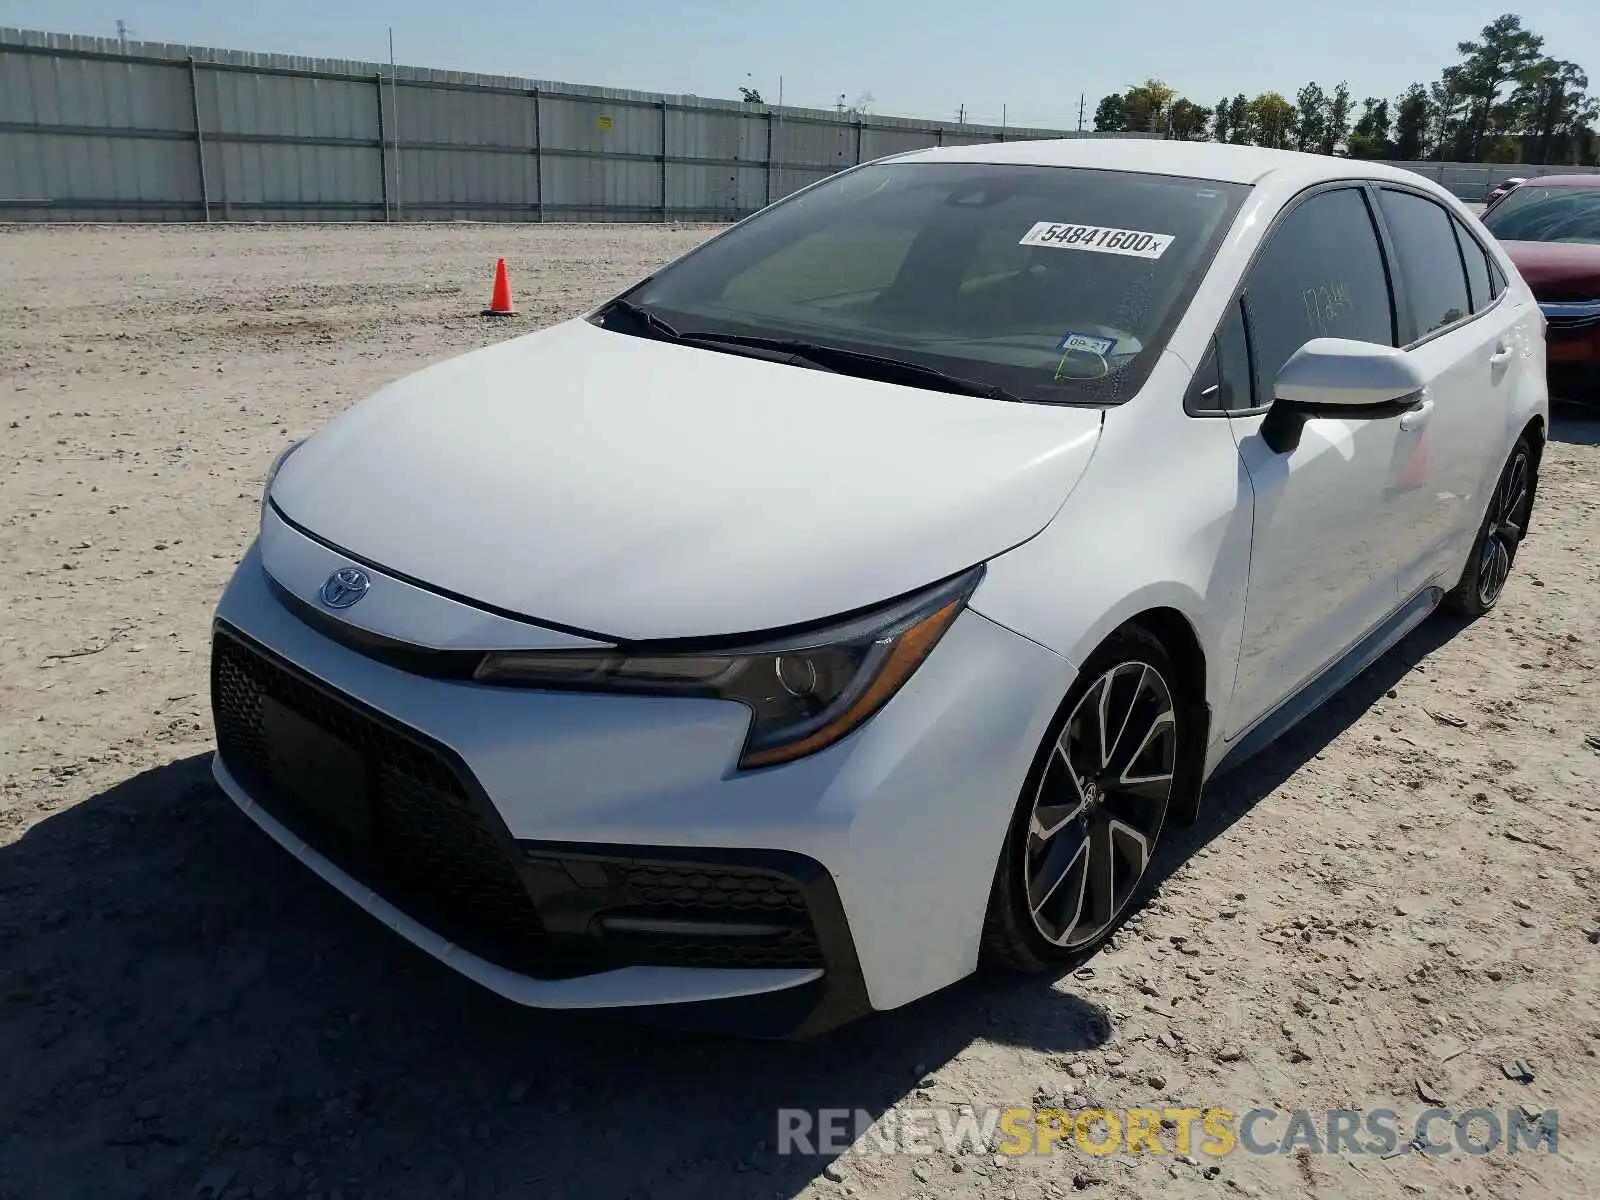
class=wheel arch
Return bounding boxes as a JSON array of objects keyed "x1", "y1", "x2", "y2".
[
  {"x1": 978, "y1": 607, "x2": 1212, "y2": 971},
  {"x1": 1519, "y1": 414, "x2": 1546, "y2": 535},
  {"x1": 1045, "y1": 582, "x2": 1230, "y2": 731},
  {"x1": 1048, "y1": 600, "x2": 1216, "y2": 827},
  {"x1": 1120, "y1": 606, "x2": 1211, "y2": 826}
]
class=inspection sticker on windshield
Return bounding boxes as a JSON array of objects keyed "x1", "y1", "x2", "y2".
[
  {"x1": 1057, "y1": 331, "x2": 1117, "y2": 357},
  {"x1": 1019, "y1": 221, "x2": 1174, "y2": 260}
]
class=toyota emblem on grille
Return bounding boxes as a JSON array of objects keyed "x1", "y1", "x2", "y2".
[{"x1": 319, "y1": 566, "x2": 370, "y2": 609}]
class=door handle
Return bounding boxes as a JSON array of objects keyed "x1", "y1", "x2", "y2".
[
  {"x1": 1489, "y1": 342, "x2": 1514, "y2": 366},
  {"x1": 1399, "y1": 397, "x2": 1434, "y2": 431}
]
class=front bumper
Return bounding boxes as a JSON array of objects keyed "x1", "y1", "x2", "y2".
[
  {"x1": 1541, "y1": 300, "x2": 1600, "y2": 367},
  {"x1": 209, "y1": 533, "x2": 1073, "y2": 1034}
]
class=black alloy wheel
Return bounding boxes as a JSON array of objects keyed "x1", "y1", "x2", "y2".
[{"x1": 983, "y1": 625, "x2": 1196, "y2": 971}]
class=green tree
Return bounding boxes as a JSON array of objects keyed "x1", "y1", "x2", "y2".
[
  {"x1": 1322, "y1": 82, "x2": 1353, "y2": 154},
  {"x1": 1514, "y1": 58, "x2": 1595, "y2": 164},
  {"x1": 1392, "y1": 85, "x2": 1431, "y2": 159},
  {"x1": 1293, "y1": 83, "x2": 1327, "y2": 152},
  {"x1": 1575, "y1": 125, "x2": 1598, "y2": 166},
  {"x1": 1168, "y1": 97, "x2": 1212, "y2": 141},
  {"x1": 1251, "y1": 93, "x2": 1296, "y2": 148},
  {"x1": 1211, "y1": 97, "x2": 1233, "y2": 141},
  {"x1": 1428, "y1": 74, "x2": 1469, "y2": 159},
  {"x1": 1094, "y1": 93, "x2": 1128, "y2": 132},
  {"x1": 1225, "y1": 93, "x2": 1255, "y2": 144},
  {"x1": 1484, "y1": 136, "x2": 1522, "y2": 162},
  {"x1": 1346, "y1": 98, "x2": 1393, "y2": 158},
  {"x1": 1124, "y1": 78, "x2": 1178, "y2": 133},
  {"x1": 1448, "y1": 13, "x2": 1545, "y2": 160}
]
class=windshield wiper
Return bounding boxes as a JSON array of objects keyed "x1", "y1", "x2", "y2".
[
  {"x1": 675, "y1": 332, "x2": 1026, "y2": 402},
  {"x1": 600, "y1": 301, "x2": 1024, "y2": 402},
  {"x1": 601, "y1": 297, "x2": 684, "y2": 341}
]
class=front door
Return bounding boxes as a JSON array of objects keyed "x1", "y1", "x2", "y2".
[{"x1": 1221, "y1": 186, "x2": 1411, "y2": 740}]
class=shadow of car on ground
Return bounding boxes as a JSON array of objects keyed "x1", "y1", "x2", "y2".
[
  {"x1": 1549, "y1": 395, "x2": 1600, "y2": 446},
  {"x1": 0, "y1": 604, "x2": 1482, "y2": 1200}
]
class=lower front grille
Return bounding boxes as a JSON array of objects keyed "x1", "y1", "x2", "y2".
[
  {"x1": 210, "y1": 624, "x2": 825, "y2": 974},
  {"x1": 523, "y1": 854, "x2": 823, "y2": 968},
  {"x1": 211, "y1": 624, "x2": 575, "y2": 975}
]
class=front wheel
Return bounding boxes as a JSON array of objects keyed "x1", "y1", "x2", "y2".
[
  {"x1": 981, "y1": 625, "x2": 1196, "y2": 973},
  {"x1": 1442, "y1": 436, "x2": 1535, "y2": 618}
]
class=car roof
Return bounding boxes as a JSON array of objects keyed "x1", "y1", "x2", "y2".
[
  {"x1": 1515, "y1": 174, "x2": 1600, "y2": 189},
  {"x1": 887, "y1": 137, "x2": 1436, "y2": 189}
]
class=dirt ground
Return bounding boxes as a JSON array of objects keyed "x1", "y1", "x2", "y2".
[{"x1": 1, "y1": 223, "x2": 1597, "y2": 1200}]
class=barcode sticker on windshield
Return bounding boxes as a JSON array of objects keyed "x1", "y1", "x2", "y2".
[{"x1": 1019, "y1": 222, "x2": 1175, "y2": 260}]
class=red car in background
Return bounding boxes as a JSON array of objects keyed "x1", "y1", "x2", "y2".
[{"x1": 1481, "y1": 174, "x2": 1600, "y2": 403}]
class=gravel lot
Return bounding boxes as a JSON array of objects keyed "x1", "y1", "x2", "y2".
[{"x1": 2, "y1": 223, "x2": 1598, "y2": 1200}]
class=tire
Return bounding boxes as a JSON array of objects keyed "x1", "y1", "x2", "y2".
[
  {"x1": 980, "y1": 624, "x2": 1200, "y2": 974},
  {"x1": 1442, "y1": 436, "x2": 1536, "y2": 619}
]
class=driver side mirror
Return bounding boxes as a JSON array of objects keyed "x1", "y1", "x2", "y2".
[{"x1": 1261, "y1": 338, "x2": 1428, "y2": 454}]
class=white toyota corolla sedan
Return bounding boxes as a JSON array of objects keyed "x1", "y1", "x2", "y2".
[{"x1": 211, "y1": 139, "x2": 1548, "y2": 1037}]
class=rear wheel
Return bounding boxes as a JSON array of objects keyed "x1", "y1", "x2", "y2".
[
  {"x1": 1442, "y1": 436, "x2": 1535, "y2": 618},
  {"x1": 981, "y1": 626, "x2": 1195, "y2": 973}
]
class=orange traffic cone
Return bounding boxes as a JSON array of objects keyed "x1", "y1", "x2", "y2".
[{"x1": 483, "y1": 258, "x2": 516, "y2": 316}]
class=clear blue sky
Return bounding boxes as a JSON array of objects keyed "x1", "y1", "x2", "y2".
[{"x1": 6, "y1": 1, "x2": 1597, "y2": 129}]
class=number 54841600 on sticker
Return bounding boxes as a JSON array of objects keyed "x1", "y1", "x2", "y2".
[{"x1": 1019, "y1": 221, "x2": 1175, "y2": 259}]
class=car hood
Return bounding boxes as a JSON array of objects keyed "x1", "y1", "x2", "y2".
[
  {"x1": 270, "y1": 318, "x2": 1104, "y2": 641},
  {"x1": 1501, "y1": 240, "x2": 1600, "y2": 296}
]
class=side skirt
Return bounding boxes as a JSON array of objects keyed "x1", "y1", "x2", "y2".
[{"x1": 1209, "y1": 585, "x2": 1444, "y2": 781}]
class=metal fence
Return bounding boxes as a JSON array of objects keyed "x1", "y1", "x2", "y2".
[
  {"x1": 6, "y1": 28, "x2": 1595, "y2": 223},
  {"x1": 0, "y1": 26, "x2": 1142, "y2": 223},
  {"x1": 1386, "y1": 159, "x2": 1600, "y2": 201}
]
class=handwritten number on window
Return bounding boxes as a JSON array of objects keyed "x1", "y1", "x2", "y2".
[{"x1": 1301, "y1": 281, "x2": 1354, "y2": 335}]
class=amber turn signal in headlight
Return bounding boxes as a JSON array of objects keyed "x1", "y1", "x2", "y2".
[{"x1": 474, "y1": 566, "x2": 983, "y2": 769}]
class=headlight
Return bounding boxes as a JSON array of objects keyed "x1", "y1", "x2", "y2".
[
  {"x1": 262, "y1": 437, "x2": 306, "y2": 518},
  {"x1": 474, "y1": 566, "x2": 984, "y2": 769}
]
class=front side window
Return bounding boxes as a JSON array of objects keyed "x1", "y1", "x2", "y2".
[
  {"x1": 1185, "y1": 298, "x2": 1256, "y2": 415},
  {"x1": 1216, "y1": 299, "x2": 1255, "y2": 412},
  {"x1": 1482, "y1": 186, "x2": 1600, "y2": 245},
  {"x1": 619, "y1": 162, "x2": 1249, "y2": 404},
  {"x1": 1377, "y1": 189, "x2": 1471, "y2": 338},
  {"x1": 1241, "y1": 187, "x2": 1395, "y2": 402}
]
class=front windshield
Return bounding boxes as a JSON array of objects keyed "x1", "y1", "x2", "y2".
[
  {"x1": 622, "y1": 162, "x2": 1248, "y2": 404},
  {"x1": 1483, "y1": 186, "x2": 1600, "y2": 244}
]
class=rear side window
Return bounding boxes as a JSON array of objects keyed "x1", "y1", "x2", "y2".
[
  {"x1": 1488, "y1": 253, "x2": 1507, "y2": 299},
  {"x1": 1242, "y1": 187, "x2": 1395, "y2": 402},
  {"x1": 1376, "y1": 189, "x2": 1472, "y2": 339},
  {"x1": 1452, "y1": 215, "x2": 1494, "y2": 312}
]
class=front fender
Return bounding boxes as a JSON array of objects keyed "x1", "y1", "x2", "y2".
[{"x1": 967, "y1": 361, "x2": 1255, "y2": 750}]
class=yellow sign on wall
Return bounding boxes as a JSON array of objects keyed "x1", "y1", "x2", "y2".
[{"x1": 597, "y1": 115, "x2": 614, "y2": 131}]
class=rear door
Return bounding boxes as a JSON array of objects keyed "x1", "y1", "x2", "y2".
[
  {"x1": 1369, "y1": 186, "x2": 1520, "y2": 600},
  {"x1": 1220, "y1": 185, "x2": 1411, "y2": 740}
]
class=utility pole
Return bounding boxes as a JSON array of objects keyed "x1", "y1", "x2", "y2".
[
  {"x1": 1078, "y1": 93, "x2": 1086, "y2": 132},
  {"x1": 1002, "y1": 104, "x2": 1007, "y2": 134},
  {"x1": 958, "y1": 104, "x2": 966, "y2": 125},
  {"x1": 116, "y1": 19, "x2": 128, "y2": 53}
]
